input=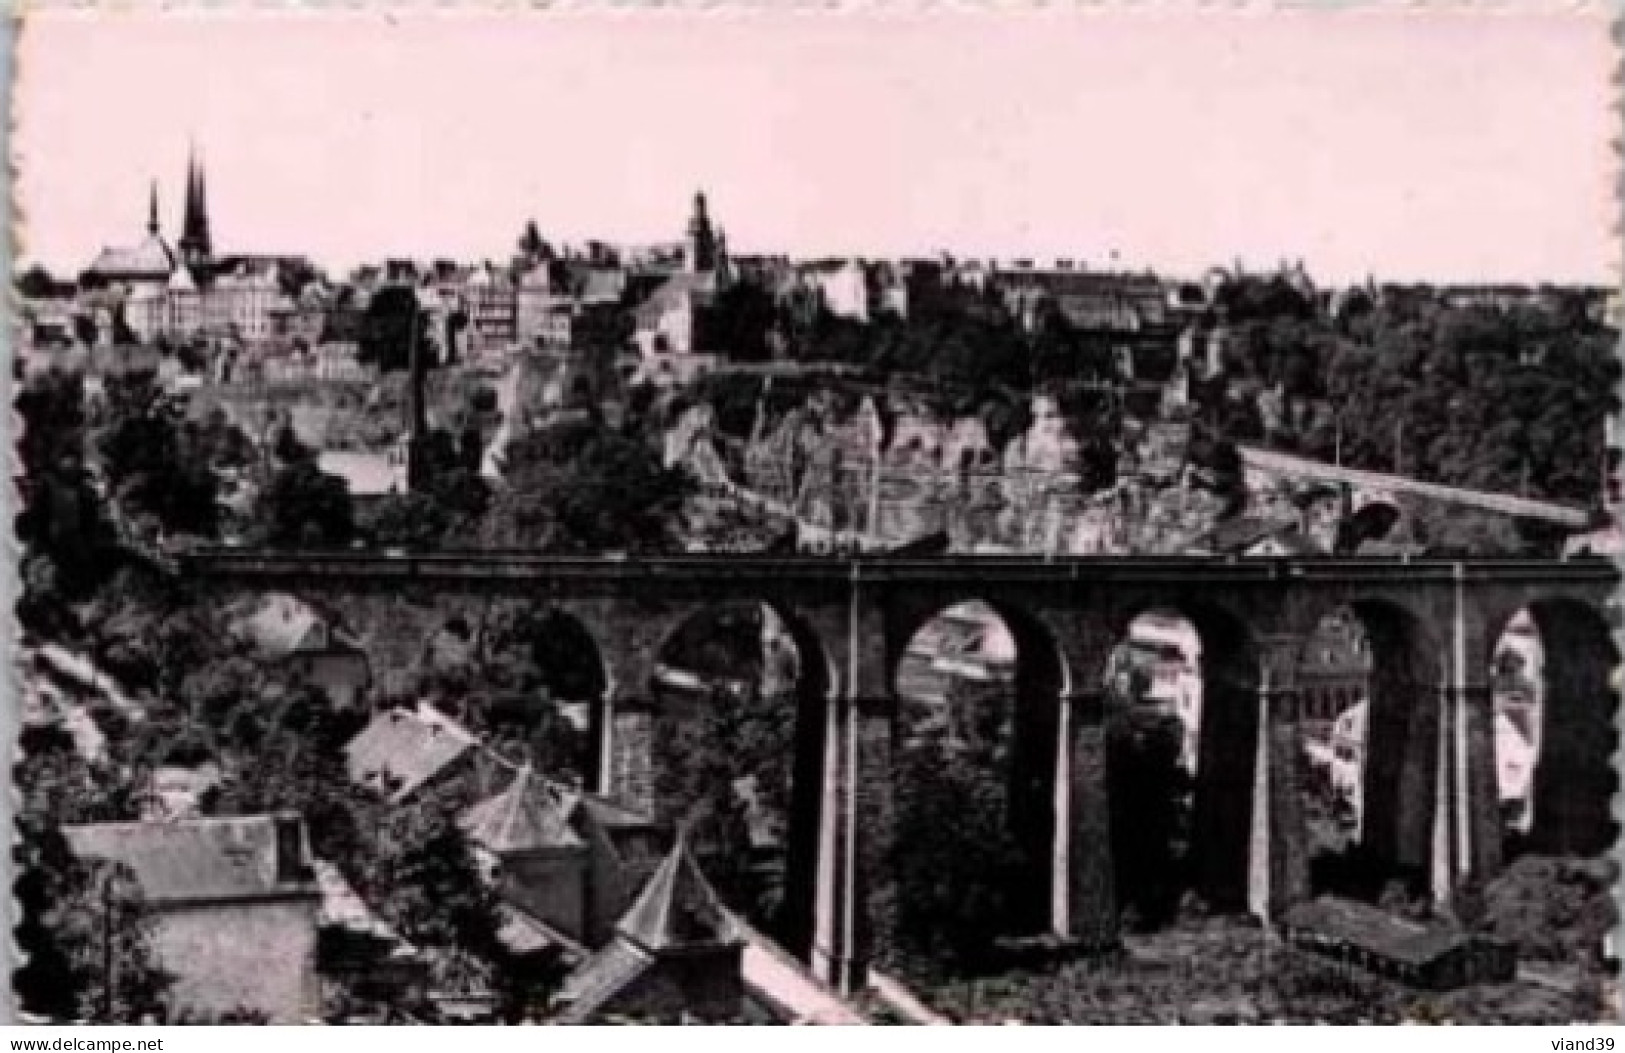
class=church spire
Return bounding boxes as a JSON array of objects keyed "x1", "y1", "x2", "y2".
[
  {"x1": 147, "y1": 179, "x2": 159, "y2": 236},
  {"x1": 195, "y1": 155, "x2": 210, "y2": 240},
  {"x1": 179, "y1": 145, "x2": 214, "y2": 268},
  {"x1": 184, "y1": 150, "x2": 198, "y2": 225}
]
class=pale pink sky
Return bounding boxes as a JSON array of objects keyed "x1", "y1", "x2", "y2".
[{"x1": 14, "y1": 6, "x2": 1618, "y2": 283}]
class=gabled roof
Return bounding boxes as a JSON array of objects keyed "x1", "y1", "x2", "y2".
[
  {"x1": 496, "y1": 903, "x2": 587, "y2": 963},
  {"x1": 165, "y1": 264, "x2": 195, "y2": 294},
  {"x1": 87, "y1": 234, "x2": 176, "y2": 280},
  {"x1": 313, "y1": 857, "x2": 419, "y2": 957},
  {"x1": 459, "y1": 765, "x2": 584, "y2": 854},
  {"x1": 553, "y1": 939, "x2": 655, "y2": 1024},
  {"x1": 345, "y1": 706, "x2": 476, "y2": 803},
  {"x1": 579, "y1": 268, "x2": 627, "y2": 304},
  {"x1": 731, "y1": 912, "x2": 869, "y2": 1025},
  {"x1": 62, "y1": 814, "x2": 316, "y2": 907},
  {"x1": 634, "y1": 273, "x2": 715, "y2": 326},
  {"x1": 231, "y1": 592, "x2": 354, "y2": 659},
  {"x1": 616, "y1": 838, "x2": 741, "y2": 954}
]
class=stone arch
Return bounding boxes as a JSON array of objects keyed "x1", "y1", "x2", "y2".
[
  {"x1": 1490, "y1": 597, "x2": 1618, "y2": 857},
  {"x1": 637, "y1": 598, "x2": 837, "y2": 954},
  {"x1": 1106, "y1": 598, "x2": 1259, "y2": 914},
  {"x1": 1297, "y1": 597, "x2": 1441, "y2": 899},
  {"x1": 1338, "y1": 497, "x2": 1404, "y2": 553},
  {"x1": 467, "y1": 602, "x2": 610, "y2": 699},
  {"x1": 426, "y1": 600, "x2": 612, "y2": 783},
  {"x1": 886, "y1": 596, "x2": 1071, "y2": 940}
]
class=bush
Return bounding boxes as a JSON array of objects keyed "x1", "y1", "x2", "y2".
[{"x1": 1481, "y1": 855, "x2": 1617, "y2": 965}]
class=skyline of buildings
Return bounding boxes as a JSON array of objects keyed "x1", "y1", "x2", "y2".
[
  {"x1": 17, "y1": 11, "x2": 1614, "y2": 284},
  {"x1": 41, "y1": 157, "x2": 1622, "y2": 295}
]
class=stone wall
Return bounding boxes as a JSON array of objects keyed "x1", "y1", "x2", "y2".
[
  {"x1": 611, "y1": 706, "x2": 657, "y2": 815},
  {"x1": 152, "y1": 898, "x2": 321, "y2": 1023}
]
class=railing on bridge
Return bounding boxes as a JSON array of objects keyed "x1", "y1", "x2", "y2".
[
  {"x1": 176, "y1": 545, "x2": 1620, "y2": 590},
  {"x1": 1238, "y1": 446, "x2": 1592, "y2": 528}
]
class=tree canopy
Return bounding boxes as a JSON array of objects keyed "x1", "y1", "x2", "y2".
[
  {"x1": 358, "y1": 285, "x2": 432, "y2": 374},
  {"x1": 481, "y1": 416, "x2": 694, "y2": 553},
  {"x1": 94, "y1": 372, "x2": 222, "y2": 540}
]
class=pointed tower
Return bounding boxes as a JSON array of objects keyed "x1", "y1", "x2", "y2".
[
  {"x1": 615, "y1": 835, "x2": 741, "y2": 955},
  {"x1": 685, "y1": 191, "x2": 718, "y2": 274},
  {"x1": 147, "y1": 180, "x2": 160, "y2": 237},
  {"x1": 460, "y1": 765, "x2": 589, "y2": 939},
  {"x1": 553, "y1": 836, "x2": 746, "y2": 1023},
  {"x1": 179, "y1": 148, "x2": 214, "y2": 270}
]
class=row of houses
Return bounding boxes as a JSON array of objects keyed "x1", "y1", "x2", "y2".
[{"x1": 56, "y1": 685, "x2": 868, "y2": 1024}]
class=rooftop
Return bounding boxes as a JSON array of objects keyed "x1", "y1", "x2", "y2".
[
  {"x1": 1281, "y1": 896, "x2": 1483, "y2": 967},
  {"x1": 459, "y1": 765, "x2": 584, "y2": 855},
  {"x1": 616, "y1": 837, "x2": 741, "y2": 954},
  {"x1": 345, "y1": 705, "x2": 476, "y2": 803},
  {"x1": 316, "y1": 450, "x2": 409, "y2": 498},
  {"x1": 86, "y1": 234, "x2": 176, "y2": 281},
  {"x1": 230, "y1": 591, "x2": 360, "y2": 659},
  {"x1": 62, "y1": 813, "x2": 316, "y2": 907}
]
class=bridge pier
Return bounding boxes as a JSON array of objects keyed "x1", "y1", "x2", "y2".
[
  {"x1": 588, "y1": 694, "x2": 614, "y2": 797},
  {"x1": 1247, "y1": 633, "x2": 1313, "y2": 923},
  {"x1": 1250, "y1": 683, "x2": 1311, "y2": 919},
  {"x1": 1433, "y1": 569, "x2": 1502, "y2": 908},
  {"x1": 806, "y1": 693, "x2": 901, "y2": 996},
  {"x1": 810, "y1": 693, "x2": 864, "y2": 993},
  {"x1": 849, "y1": 696, "x2": 897, "y2": 986},
  {"x1": 595, "y1": 696, "x2": 657, "y2": 817},
  {"x1": 1457, "y1": 685, "x2": 1502, "y2": 884},
  {"x1": 1062, "y1": 689, "x2": 1117, "y2": 947},
  {"x1": 1429, "y1": 680, "x2": 1501, "y2": 908}
]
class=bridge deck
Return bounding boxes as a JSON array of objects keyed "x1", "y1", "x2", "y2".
[
  {"x1": 1238, "y1": 446, "x2": 1593, "y2": 527},
  {"x1": 181, "y1": 548, "x2": 1619, "y2": 587}
]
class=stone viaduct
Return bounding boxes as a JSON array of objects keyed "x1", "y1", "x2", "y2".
[{"x1": 184, "y1": 549, "x2": 1617, "y2": 993}]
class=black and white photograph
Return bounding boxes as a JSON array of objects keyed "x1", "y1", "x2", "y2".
[{"x1": 7, "y1": 4, "x2": 1620, "y2": 1027}]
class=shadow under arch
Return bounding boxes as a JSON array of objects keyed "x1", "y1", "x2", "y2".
[
  {"x1": 643, "y1": 599, "x2": 836, "y2": 957},
  {"x1": 443, "y1": 602, "x2": 612, "y2": 783},
  {"x1": 887, "y1": 597, "x2": 1071, "y2": 940},
  {"x1": 1300, "y1": 598, "x2": 1441, "y2": 901},
  {"x1": 1501, "y1": 598, "x2": 1619, "y2": 858},
  {"x1": 1110, "y1": 599, "x2": 1260, "y2": 916}
]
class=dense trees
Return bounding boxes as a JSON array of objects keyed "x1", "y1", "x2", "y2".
[
  {"x1": 890, "y1": 681, "x2": 1022, "y2": 974},
  {"x1": 1199, "y1": 278, "x2": 1618, "y2": 508},
  {"x1": 1105, "y1": 707, "x2": 1194, "y2": 930},
  {"x1": 253, "y1": 457, "x2": 355, "y2": 548},
  {"x1": 705, "y1": 282, "x2": 781, "y2": 363},
  {"x1": 481, "y1": 415, "x2": 694, "y2": 552},
  {"x1": 358, "y1": 285, "x2": 433, "y2": 374},
  {"x1": 15, "y1": 822, "x2": 171, "y2": 1023},
  {"x1": 361, "y1": 427, "x2": 491, "y2": 549},
  {"x1": 649, "y1": 605, "x2": 798, "y2": 927},
  {"x1": 22, "y1": 565, "x2": 533, "y2": 1021},
  {"x1": 17, "y1": 372, "x2": 120, "y2": 622},
  {"x1": 94, "y1": 373, "x2": 222, "y2": 539},
  {"x1": 410, "y1": 603, "x2": 598, "y2": 779},
  {"x1": 516, "y1": 220, "x2": 554, "y2": 266},
  {"x1": 651, "y1": 680, "x2": 796, "y2": 928}
]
